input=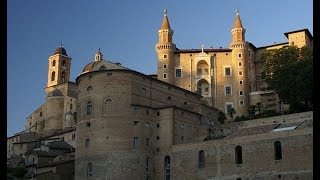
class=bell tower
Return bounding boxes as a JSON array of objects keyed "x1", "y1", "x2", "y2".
[
  {"x1": 155, "y1": 9, "x2": 176, "y2": 85},
  {"x1": 47, "y1": 45, "x2": 72, "y2": 88}
]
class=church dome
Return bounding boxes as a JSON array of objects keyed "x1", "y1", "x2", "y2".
[
  {"x1": 54, "y1": 46, "x2": 68, "y2": 56},
  {"x1": 47, "y1": 89, "x2": 64, "y2": 98}
]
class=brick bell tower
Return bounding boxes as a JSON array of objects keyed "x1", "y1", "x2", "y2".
[
  {"x1": 46, "y1": 44, "x2": 72, "y2": 89},
  {"x1": 156, "y1": 9, "x2": 176, "y2": 85}
]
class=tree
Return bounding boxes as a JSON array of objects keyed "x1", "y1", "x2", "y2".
[
  {"x1": 261, "y1": 45, "x2": 313, "y2": 113},
  {"x1": 227, "y1": 108, "x2": 236, "y2": 121},
  {"x1": 248, "y1": 105, "x2": 257, "y2": 118},
  {"x1": 218, "y1": 111, "x2": 226, "y2": 124}
]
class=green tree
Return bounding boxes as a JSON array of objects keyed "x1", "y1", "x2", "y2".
[
  {"x1": 248, "y1": 105, "x2": 257, "y2": 118},
  {"x1": 227, "y1": 108, "x2": 236, "y2": 121},
  {"x1": 218, "y1": 111, "x2": 226, "y2": 124},
  {"x1": 261, "y1": 45, "x2": 313, "y2": 113}
]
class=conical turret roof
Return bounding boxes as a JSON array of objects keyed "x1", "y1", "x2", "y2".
[
  {"x1": 233, "y1": 9, "x2": 243, "y2": 29},
  {"x1": 161, "y1": 9, "x2": 171, "y2": 29}
]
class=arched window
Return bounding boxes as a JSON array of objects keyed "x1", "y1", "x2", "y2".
[
  {"x1": 52, "y1": 60, "x2": 56, "y2": 67},
  {"x1": 99, "y1": 66, "x2": 106, "y2": 70},
  {"x1": 62, "y1": 60, "x2": 66, "y2": 67},
  {"x1": 104, "y1": 99, "x2": 113, "y2": 114},
  {"x1": 87, "y1": 162, "x2": 92, "y2": 177},
  {"x1": 235, "y1": 145, "x2": 242, "y2": 164},
  {"x1": 86, "y1": 101, "x2": 93, "y2": 115},
  {"x1": 61, "y1": 72, "x2": 65, "y2": 82},
  {"x1": 274, "y1": 141, "x2": 282, "y2": 160},
  {"x1": 51, "y1": 71, "x2": 55, "y2": 81},
  {"x1": 198, "y1": 150, "x2": 205, "y2": 169},
  {"x1": 164, "y1": 156, "x2": 170, "y2": 180}
]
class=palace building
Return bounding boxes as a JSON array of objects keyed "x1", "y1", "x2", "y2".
[{"x1": 7, "y1": 9, "x2": 313, "y2": 180}]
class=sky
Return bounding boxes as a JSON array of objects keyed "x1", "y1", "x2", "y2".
[{"x1": 7, "y1": 0, "x2": 313, "y2": 137}]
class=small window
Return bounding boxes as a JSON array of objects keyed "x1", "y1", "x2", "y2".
[
  {"x1": 235, "y1": 145, "x2": 242, "y2": 164},
  {"x1": 225, "y1": 86, "x2": 232, "y2": 95},
  {"x1": 238, "y1": 62, "x2": 242, "y2": 67},
  {"x1": 163, "y1": 73, "x2": 167, "y2": 79},
  {"x1": 62, "y1": 60, "x2": 66, "y2": 67},
  {"x1": 239, "y1": 91, "x2": 243, "y2": 96},
  {"x1": 239, "y1": 100, "x2": 244, "y2": 106},
  {"x1": 61, "y1": 137, "x2": 64, "y2": 141},
  {"x1": 86, "y1": 122, "x2": 91, "y2": 127},
  {"x1": 146, "y1": 110, "x2": 149, "y2": 115},
  {"x1": 157, "y1": 112, "x2": 160, "y2": 116},
  {"x1": 146, "y1": 138, "x2": 149, "y2": 146},
  {"x1": 198, "y1": 150, "x2": 205, "y2": 169},
  {"x1": 87, "y1": 86, "x2": 93, "y2": 91},
  {"x1": 85, "y1": 139, "x2": 90, "y2": 147},
  {"x1": 239, "y1": 80, "x2": 243, "y2": 85},
  {"x1": 239, "y1": 71, "x2": 243, "y2": 76},
  {"x1": 205, "y1": 87, "x2": 209, "y2": 92},
  {"x1": 167, "y1": 96, "x2": 171, "y2": 100},
  {"x1": 52, "y1": 60, "x2": 56, "y2": 67},
  {"x1": 87, "y1": 162, "x2": 92, "y2": 177},
  {"x1": 70, "y1": 103, "x2": 73, "y2": 110},
  {"x1": 163, "y1": 54, "x2": 168, "y2": 59},
  {"x1": 175, "y1": 68, "x2": 182, "y2": 77},
  {"x1": 274, "y1": 141, "x2": 282, "y2": 160},
  {"x1": 163, "y1": 64, "x2": 167, "y2": 69},
  {"x1": 39, "y1": 112, "x2": 43, "y2": 117},
  {"x1": 72, "y1": 134, "x2": 75, "y2": 140},
  {"x1": 225, "y1": 67, "x2": 231, "y2": 76},
  {"x1": 51, "y1": 71, "x2": 56, "y2": 81},
  {"x1": 156, "y1": 136, "x2": 160, "y2": 140},
  {"x1": 86, "y1": 101, "x2": 93, "y2": 115},
  {"x1": 156, "y1": 123, "x2": 160, "y2": 128},
  {"x1": 134, "y1": 121, "x2": 139, "y2": 126},
  {"x1": 238, "y1": 53, "x2": 242, "y2": 58},
  {"x1": 133, "y1": 137, "x2": 139, "y2": 148},
  {"x1": 99, "y1": 66, "x2": 106, "y2": 70},
  {"x1": 61, "y1": 71, "x2": 66, "y2": 81}
]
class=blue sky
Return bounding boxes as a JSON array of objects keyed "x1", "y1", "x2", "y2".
[{"x1": 7, "y1": 0, "x2": 313, "y2": 137}]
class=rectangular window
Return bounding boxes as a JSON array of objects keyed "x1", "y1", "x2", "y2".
[
  {"x1": 133, "y1": 137, "x2": 139, "y2": 148},
  {"x1": 239, "y1": 91, "x2": 244, "y2": 96},
  {"x1": 163, "y1": 54, "x2": 168, "y2": 59},
  {"x1": 225, "y1": 86, "x2": 232, "y2": 95},
  {"x1": 239, "y1": 100, "x2": 244, "y2": 106},
  {"x1": 163, "y1": 73, "x2": 167, "y2": 79},
  {"x1": 146, "y1": 138, "x2": 149, "y2": 146},
  {"x1": 156, "y1": 136, "x2": 160, "y2": 140},
  {"x1": 238, "y1": 53, "x2": 242, "y2": 57},
  {"x1": 163, "y1": 64, "x2": 167, "y2": 69},
  {"x1": 156, "y1": 123, "x2": 160, "y2": 128},
  {"x1": 248, "y1": 50, "x2": 251, "y2": 57},
  {"x1": 205, "y1": 87, "x2": 209, "y2": 92},
  {"x1": 239, "y1": 80, "x2": 243, "y2": 85},
  {"x1": 85, "y1": 139, "x2": 90, "y2": 147},
  {"x1": 238, "y1": 62, "x2": 242, "y2": 67},
  {"x1": 239, "y1": 70, "x2": 243, "y2": 76},
  {"x1": 86, "y1": 122, "x2": 91, "y2": 127},
  {"x1": 225, "y1": 67, "x2": 231, "y2": 76},
  {"x1": 156, "y1": 112, "x2": 160, "y2": 116},
  {"x1": 134, "y1": 121, "x2": 139, "y2": 126},
  {"x1": 72, "y1": 134, "x2": 75, "y2": 140},
  {"x1": 175, "y1": 68, "x2": 182, "y2": 77}
]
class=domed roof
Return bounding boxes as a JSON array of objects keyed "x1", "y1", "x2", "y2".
[
  {"x1": 47, "y1": 89, "x2": 64, "y2": 98},
  {"x1": 54, "y1": 46, "x2": 68, "y2": 56},
  {"x1": 82, "y1": 60, "x2": 129, "y2": 73}
]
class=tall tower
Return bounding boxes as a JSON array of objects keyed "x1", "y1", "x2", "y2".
[
  {"x1": 47, "y1": 45, "x2": 72, "y2": 88},
  {"x1": 156, "y1": 9, "x2": 176, "y2": 84},
  {"x1": 229, "y1": 9, "x2": 249, "y2": 117}
]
